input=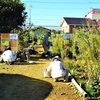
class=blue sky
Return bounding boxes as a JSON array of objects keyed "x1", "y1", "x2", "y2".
[{"x1": 21, "y1": 0, "x2": 100, "y2": 27}]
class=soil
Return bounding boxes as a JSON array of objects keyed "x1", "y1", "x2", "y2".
[{"x1": 0, "y1": 45, "x2": 85, "y2": 100}]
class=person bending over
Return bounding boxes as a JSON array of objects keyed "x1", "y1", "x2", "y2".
[
  {"x1": 0, "y1": 46, "x2": 16, "y2": 64},
  {"x1": 47, "y1": 56, "x2": 69, "y2": 82}
]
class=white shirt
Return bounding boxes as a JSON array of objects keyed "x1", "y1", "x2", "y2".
[
  {"x1": 47, "y1": 60, "x2": 67, "y2": 78},
  {"x1": 2, "y1": 50, "x2": 16, "y2": 62}
]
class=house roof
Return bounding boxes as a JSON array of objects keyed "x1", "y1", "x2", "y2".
[{"x1": 60, "y1": 17, "x2": 90, "y2": 26}]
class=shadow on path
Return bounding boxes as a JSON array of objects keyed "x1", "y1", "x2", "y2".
[{"x1": 0, "y1": 73, "x2": 53, "y2": 100}]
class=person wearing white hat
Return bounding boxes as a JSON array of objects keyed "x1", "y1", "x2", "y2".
[{"x1": 47, "y1": 56, "x2": 69, "y2": 82}]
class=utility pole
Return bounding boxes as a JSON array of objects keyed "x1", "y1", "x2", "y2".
[{"x1": 29, "y1": 4, "x2": 32, "y2": 29}]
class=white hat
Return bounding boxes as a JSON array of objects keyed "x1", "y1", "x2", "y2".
[{"x1": 52, "y1": 56, "x2": 61, "y2": 61}]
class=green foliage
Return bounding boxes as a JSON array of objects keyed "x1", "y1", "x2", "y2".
[
  {"x1": 90, "y1": 77, "x2": 100, "y2": 97},
  {"x1": 50, "y1": 33, "x2": 69, "y2": 59},
  {"x1": 64, "y1": 60, "x2": 75, "y2": 70},
  {"x1": 18, "y1": 31, "x2": 28, "y2": 49},
  {"x1": 12, "y1": 26, "x2": 52, "y2": 50},
  {"x1": 70, "y1": 19, "x2": 100, "y2": 98},
  {"x1": 86, "y1": 78, "x2": 100, "y2": 98},
  {"x1": 32, "y1": 26, "x2": 49, "y2": 44}
]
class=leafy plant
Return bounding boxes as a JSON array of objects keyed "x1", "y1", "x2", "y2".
[
  {"x1": 50, "y1": 33, "x2": 69, "y2": 59},
  {"x1": 70, "y1": 19, "x2": 100, "y2": 98},
  {"x1": 0, "y1": 0, "x2": 27, "y2": 32}
]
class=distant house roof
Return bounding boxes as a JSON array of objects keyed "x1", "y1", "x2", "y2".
[{"x1": 60, "y1": 17, "x2": 90, "y2": 26}]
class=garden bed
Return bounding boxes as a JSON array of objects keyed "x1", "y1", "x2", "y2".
[{"x1": 63, "y1": 58, "x2": 100, "y2": 100}]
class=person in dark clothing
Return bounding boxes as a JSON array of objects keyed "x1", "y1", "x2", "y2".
[
  {"x1": 42, "y1": 32, "x2": 51, "y2": 54},
  {"x1": 41, "y1": 32, "x2": 52, "y2": 58}
]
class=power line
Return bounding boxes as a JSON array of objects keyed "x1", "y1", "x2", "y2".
[
  {"x1": 34, "y1": 25, "x2": 60, "y2": 27},
  {"x1": 31, "y1": 7, "x2": 90, "y2": 10},
  {"x1": 31, "y1": 19, "x2": 60, "y2": 22},
  {"x1": 22, "y1": 1, "x2": 100, "y2": 4}
]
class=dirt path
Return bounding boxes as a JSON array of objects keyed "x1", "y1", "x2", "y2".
[{"x1": 0, "y1": 46, "x2": 85, "y2": 100}]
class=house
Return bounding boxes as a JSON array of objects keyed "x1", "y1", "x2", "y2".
[
  {"x1": 85, "y1": 8, "x2": 100, "y2": 20},
  {"x1": 60, "y1": 8, "x2": 100, "y2": 39},
  {"x1": 60, "y1": 17, "x2": 88, "y2": 39},
  {"x1": 60, "y1": 17, "x2": 88, "y2": 33}
]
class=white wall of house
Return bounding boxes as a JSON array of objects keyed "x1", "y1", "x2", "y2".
[
  {"x1": 85, "y1": 9, "x2": 100, "y2": 20},
  {"x1": 61, "y1": 21, "x2": 70, "y2": 33},
  {"x1": 85, "y1": 11, "x2": 93, "y2": 19},
  {"x1": 92, "y1": 13, "x2": 100, "y2": 20}
]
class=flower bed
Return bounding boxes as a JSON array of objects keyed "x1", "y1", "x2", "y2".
[{"x1": 63, "y1": 59, "x2": 100, "y2": 99}]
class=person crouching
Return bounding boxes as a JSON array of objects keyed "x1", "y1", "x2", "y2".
[
  {"x1": 47, "y1": 56, "x2": 69, "y2": 82},
  {"x1": 0, "y1": 46, "x2": 16, "y2": 65}
]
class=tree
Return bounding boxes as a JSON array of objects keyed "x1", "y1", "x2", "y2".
[{"x1": 0, "y1": 0, "x2": 27, "y2": 32}]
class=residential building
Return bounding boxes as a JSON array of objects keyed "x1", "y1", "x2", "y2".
[
  {"x1": 60, "y1": 8, "x2": 100, "y2": 39},
  {"x1": 60, "y1": 17, "x2": 87, "y2": 33},
  {"x1": 85, "y1": 8, "x2": 100, "y2": 20}
]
